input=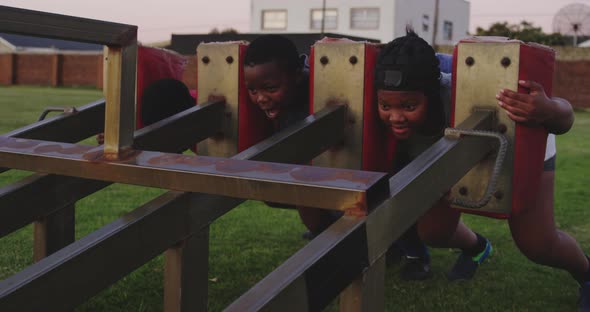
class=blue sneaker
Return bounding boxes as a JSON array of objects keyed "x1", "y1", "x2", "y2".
[
  {"x1": 447, "y1": 238, "x2": 492, "y2": 281},
  {"x1": 579, "y1": 282, "x2": 590, "y2": 312}
]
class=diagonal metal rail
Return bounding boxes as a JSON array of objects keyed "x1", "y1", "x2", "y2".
[
  {"x1": 226, "y1": 111, "x2": 497, "y2": 311},
  {"x1": 0, "y1": 99, "x2": 105, "y2": 174},
  {"x1": 2, "y1": 99, "x2": 105, "y2": 142},
  {"x1": 0, "y1": 104, "x2": 355, "y2": 311}
]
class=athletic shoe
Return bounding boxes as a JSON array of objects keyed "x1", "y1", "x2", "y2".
[
  {"x1": 447, "y1": 238, "x2": 493, "y2": 281},
  {"x1": 400, "y1": 256, "x2": 432, "y2": 280}
]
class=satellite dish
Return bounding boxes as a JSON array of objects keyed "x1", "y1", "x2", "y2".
[{"x1": 553, "y1": 3, "x2": 590, "y2": 46}]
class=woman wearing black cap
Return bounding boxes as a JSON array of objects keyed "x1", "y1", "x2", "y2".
[{"x1": 376, "y1": 29, "x2": 589, "y2": 310}]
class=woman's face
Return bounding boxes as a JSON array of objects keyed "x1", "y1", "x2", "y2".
[{"x1": 377, "y1": 89, "x2": 428, "y2": 140}]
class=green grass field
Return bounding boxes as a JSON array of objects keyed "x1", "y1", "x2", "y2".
[{"x1": 0, "y1": 85, "x2": 589, "y2": 311}]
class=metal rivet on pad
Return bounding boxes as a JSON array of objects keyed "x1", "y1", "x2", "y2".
[
  {"x1": 459, "y1": 187, "x2": 468, "y2": 196},
  {"x1": 501, "y1": 57, "x2": 511, "y2": 67},
  {"x1": 494, "y1": 190, "x2": 504, "y2": 199}
]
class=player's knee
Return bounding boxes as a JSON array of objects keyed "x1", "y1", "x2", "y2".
[
  {"x1": 512, "y1": 232, "x2": 557, "y2": 266},
  {"x1": 417, "y1": 220, "x2": 456, "y2": 246}
]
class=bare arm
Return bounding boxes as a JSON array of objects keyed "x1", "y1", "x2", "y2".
[
  {"x1": 543, "y1": 96, "x2": 574, "y2": 134},
  {"x1": 496, "y1": 80, "x2": 574, "y2": 134}
]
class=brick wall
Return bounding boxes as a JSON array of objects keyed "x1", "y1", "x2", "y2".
[
  {"x1": 61, "y1": 54, "x2": 103, "y2": 87},
  {"x1": 14, "y1": 54, "x2": 54, "y2": 85},
  {"x1": 0, "y1": 54, "x2": 13, "y2": 85},
  {"x1": 0, "y1": 52, "x2": 102, "y2": 88},
  {"x1": 553, "y1": 61, "x2": 590, "y2": 108}
]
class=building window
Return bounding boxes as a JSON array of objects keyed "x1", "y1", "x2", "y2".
[
  {"x1": 262, "y1": 10, "x2": 287, "y2": 30},
  {"x1": 443, "y1": 21, "x2": 453, "y2": 40},
  {"x1": 310, "y1": 9, "x2": 338, "y2": 30},
  {"x1": 422, "y1": 14, "x2": 429, "y2": 32},
  {"x1": 350, "y1": 8, "x2": 380, "y2": 30}
]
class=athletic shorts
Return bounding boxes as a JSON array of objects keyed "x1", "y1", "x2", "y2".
[{"x1": 543, "y1": 134, "x2": 556, "y2": 172}]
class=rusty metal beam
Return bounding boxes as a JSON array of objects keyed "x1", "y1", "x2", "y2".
[
  {"x1": 0, "y1": 105, "x2": 349, "y2": 311},
  {"x1": 226, "y1": 111, "x2": 496, "y2": 311},
  {"x1": 0, "y1": 135, "x2": 387, "y2": 212},
  {"x1": 0, "y1": 100, "x2": 225, "y2": 239},
  {"x1": 0, "y1": 5, "x2": 137, "y2": 45}
]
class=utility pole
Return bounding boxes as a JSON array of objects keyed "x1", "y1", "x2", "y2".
[
  {"x1": 432, "y1": 0, "x2": 439, "y2": 50},
  {"x1": 321, "y1": 0, "x2": 326, "y2": 36}
]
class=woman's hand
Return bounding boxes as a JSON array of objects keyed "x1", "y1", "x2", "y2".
[{"x1": 496, "y1": 80, "x2": 574, "y2": 134}]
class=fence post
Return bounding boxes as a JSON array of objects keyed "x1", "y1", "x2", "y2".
[
  {"x1": 50, "y1": 53, "x2": 62, "y2": 87},
  {"x1": 164, "y1": 227, "x2": 210, "y2": 312},
  {"x1": 10, "y1": 53, "x2": 16, "y2": 85}
]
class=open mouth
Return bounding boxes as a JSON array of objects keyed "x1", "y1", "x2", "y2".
[
  {"x1": 391, "y1": 126, "x2": 410, "y2": 136},
  {"x1": 264, "y1": 107, "x2": 280, "y2": 119}
]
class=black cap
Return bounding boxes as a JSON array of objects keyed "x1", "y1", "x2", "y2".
[{"x1": 375, "y1": 30, "x2": 440, "y2": 93}]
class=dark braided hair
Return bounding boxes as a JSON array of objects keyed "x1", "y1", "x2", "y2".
[
  {"x1": 244, "y1": 35, "x2": 301, "y2": 74},
  {"x1": 375, "y1": 28, "x2": 445, "y2": 132}
]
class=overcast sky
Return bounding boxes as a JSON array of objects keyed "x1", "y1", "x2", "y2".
[{"x1": 1, "y1": 0, "x2": 588, "y2": 43}]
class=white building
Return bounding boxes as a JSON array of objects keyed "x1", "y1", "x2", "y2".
[{"x1": 250, "y1": 0, "x2": 470, "y2": 45}]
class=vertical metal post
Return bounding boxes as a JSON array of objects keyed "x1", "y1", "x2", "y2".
[
  {"x1": 164, "y1": 227, "x2": 210, "y2": 312},
  {"x1": 339, "y1": 256, "x2": 385, "y2": 312},
  {"x1": 33, "y1": 204, "x2": 75, "y2": 262},
  {"x1": 103, "y1": 43, "x2": 137, "y2": 160}
]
